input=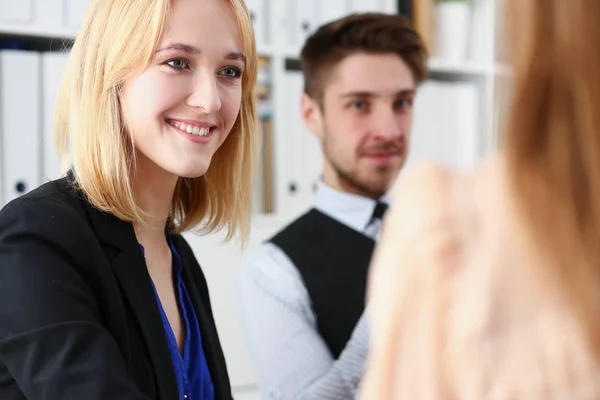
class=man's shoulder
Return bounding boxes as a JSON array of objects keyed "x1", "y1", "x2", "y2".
[
  {"x1": 241, "y1": 240, "x2": 297, "y2": 275},
  {"x1": 238, "y1": 240, "x2": 313, "y2": 314},
  {"x1": 267, "y1": 208, "x2": 330, "y2": 243},
  {"x1": 240, "y1": 208, "x2": 340, "y2": 283}
]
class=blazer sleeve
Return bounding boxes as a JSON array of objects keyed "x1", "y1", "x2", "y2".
[{"x1": 0, "y1": 198, "x2": 150, "y2": 400}]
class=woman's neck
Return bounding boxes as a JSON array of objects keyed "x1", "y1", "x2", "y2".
[{"x1": 132, "y1": 157, "x2": 179, "y2": 246}]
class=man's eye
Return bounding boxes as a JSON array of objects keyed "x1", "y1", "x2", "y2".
[{"x1": 395, "y1": 99, "x2": 413, "y2": 108}]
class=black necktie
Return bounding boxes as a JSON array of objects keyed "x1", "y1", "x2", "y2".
[{"x1": 371, "y1": 201, "x2": 388, "y2": 221}]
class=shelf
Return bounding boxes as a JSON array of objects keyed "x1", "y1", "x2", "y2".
[
  {"x1": 427, "y1": 58, "x2": 494, "y2": 76},
  {"x1": 282, "y1": 48, "x2": 301, "y2": 60},
  {"x1": 257, "y1": 45, "x2": 276, "y2": 58},
  {"x1": 0, "y1": 26, "x2": 280, "y2": 60},
  {"x1": 0, "y1": 24, "x2": 77, "y2": 40},
  {"x1": 257, "y1": 52, "x2": 499, "y2": 78}
]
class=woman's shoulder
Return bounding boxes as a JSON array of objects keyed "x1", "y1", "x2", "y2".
[
  {"x1": 390, "y1": 155, "x2": 503, "y2": 202},
  {"x1": 0, "y1": 177, "x2": 91, "y2": 242},
  {"x1": 374, "y1": 155, "x2": 510, "y2": 310},
  {"x1": 386, "y1": 156, "x2": 502, "y2": 230},
  {"x1": 366, "y1": 156, "x2": 600, "y2": 398}
]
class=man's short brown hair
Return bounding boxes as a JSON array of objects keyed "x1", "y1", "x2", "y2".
[{"x1": 300, "y1": 13, "x2": 428, "y2": 102}]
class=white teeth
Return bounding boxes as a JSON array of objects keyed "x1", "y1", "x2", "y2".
[{"x1": 170, "y1": 121, "x2": 211, "y2": 136}]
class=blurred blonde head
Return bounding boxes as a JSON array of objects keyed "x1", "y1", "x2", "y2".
[
  {"x1": 504, "y1": 0, "x2": 600, "y2": 356},
  {"x1": 54, "y1": 0, "x2": 258, "y2": 241},
  {"x1": 359, "y1": 2, "x2": 600, "y2": 399}
]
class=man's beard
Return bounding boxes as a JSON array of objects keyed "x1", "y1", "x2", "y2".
[
  {"x1": 321, "y1": 126, "x2": 407, "y2": 198},
  {"x1": 332, "y1": 162, "x2": 400, "y2": 199}
]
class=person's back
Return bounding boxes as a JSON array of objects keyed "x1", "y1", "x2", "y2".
[
  {"x1": 362, "y1": 158, "x2": 600, "y2": 398},
  {"x1": 360, "y1": 0, "x2": 600, "y2": 396}
]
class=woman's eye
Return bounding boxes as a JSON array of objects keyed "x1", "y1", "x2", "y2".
[
  {"x1": 167, "y1": 59, "x2": 189, "y2": 70},
  {"x1": 220, "y1": 67, "x2": 242, "y2": 79}
]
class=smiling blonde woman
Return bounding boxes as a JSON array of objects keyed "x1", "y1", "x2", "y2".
[{"x1": 0, "y1": 0, "x2": 257, "y2": 399}]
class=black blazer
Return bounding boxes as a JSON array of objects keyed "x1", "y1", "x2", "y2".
[{"x1": 0, "y1": 177, "x2": 232, "y2": 399}]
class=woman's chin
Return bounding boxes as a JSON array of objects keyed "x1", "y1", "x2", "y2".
[{"x1": 173, "y1": 163, "x2": 211, "y2": 179}]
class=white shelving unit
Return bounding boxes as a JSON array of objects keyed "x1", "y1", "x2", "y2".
[
  {"x1": 0, "y1": 0, "x2": 508, "y2": 398},
  {"x1": 0, "y1": 23, "x2": 76, "y2": 38}
]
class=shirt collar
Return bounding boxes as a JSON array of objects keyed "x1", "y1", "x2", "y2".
[{"x1": 314, "y1": 179, "x2": 389, "y2": 233}]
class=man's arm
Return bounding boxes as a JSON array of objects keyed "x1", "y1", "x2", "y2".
[{"x1": 238, "y1": 242, "x2": 369, "y2": 400}]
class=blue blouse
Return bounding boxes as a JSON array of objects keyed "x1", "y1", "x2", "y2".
[{"x1": 140, "y1": 239, "x2": 215, "y2": 400}]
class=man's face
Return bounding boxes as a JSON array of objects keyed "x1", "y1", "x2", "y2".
[{"x1": 302, "y1": 52, "x2": 416, "y2": 199}]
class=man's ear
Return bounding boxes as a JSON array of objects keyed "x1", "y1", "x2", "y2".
[{"x1": 301, "y1": 93, "x2": 324, "y2": 139}]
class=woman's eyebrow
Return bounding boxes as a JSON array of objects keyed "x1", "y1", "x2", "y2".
[{"x1": 156, "y1": 43, "x2": 201, "y2": 54}]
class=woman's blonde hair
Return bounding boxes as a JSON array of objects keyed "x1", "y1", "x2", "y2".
[
  {"x1": 55, "y1": 0, "x2": 258, "y2": 241},
  {"x1": 504, "y1": 0, "x2": 600, "y2": 357}
]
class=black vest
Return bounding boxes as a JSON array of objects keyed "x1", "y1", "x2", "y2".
[{"x1": 269, "y1": 208, "x2": 375, "y2": 359}]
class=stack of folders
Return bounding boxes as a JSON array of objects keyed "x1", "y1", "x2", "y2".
[
  {"x1": 406, "y1": 79, "x2": 479, "y2": 171},
  {"x1": 0, "y1": 49, "x2": 69, "y2": 208},
  {"x1": 410, "y1": 0, "x2": 494, "y2": 62}
]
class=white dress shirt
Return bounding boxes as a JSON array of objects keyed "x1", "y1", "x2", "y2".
[{"x1": 238, "y1": 181, "x2": 387, "y2": 400}]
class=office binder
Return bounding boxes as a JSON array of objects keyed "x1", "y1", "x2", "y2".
[
  {"x1": 0, "y1": 0, "x2": 33, "y2": 23},
  {"x1": 469, "y1": 0, "x2": 494, "y2": 62},
  {"x1": 34, "y1": 0, "x2": 63, "y2": 28},
  {"x1": 289, "y1": 0, "x2": 318, "y2": 51},
  {"x1": 452, "y1": 82, "x2": 479, "y2": 168},
  {"x1": 319, "y1": 0, "x2": 348, "y2": 25},
  {"x1": 407, "y1": 80, "x2": 479, "y2": 170},
  {"x1": 348, "y1": 0, "x2": 383, "y2": 13},
  {"x1": 280, "y1": 61, "x2": 322, "y2": 217},
  {"x1": 65, "y1": 0, "x2": 91, "y2": 28},
  {"x1": 245, "y1": 0, "x2": 269, "y2": 49},
  {"x1": 0, "y1": 50, "x2": 42, "y2": 206},
  {"x1": 42, "y1": 51, "x2": 70, "y2": 182},
  {"x1": 412, "y1": 0, "x2": 434, "y2": 53},
  {"x1": 398, "y1": 0, "x2": 413, "y2": 19}
]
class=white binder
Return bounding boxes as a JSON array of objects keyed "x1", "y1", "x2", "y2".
[
  {"x1": 0, "y1": 50, "x2": 42, "y2": 206},
  {"x1": 280, "y1": 67, "x2": 322, "y2": 217},
  {"x1": 41, "y1": 51, "x2": 69, "y2": 182},
  {"x1": 452, "y1": 82, "x2": 479, "y2": 168},
  {"x1": 0, "y1": 0, "x2": 33, "y2": 23},
  {"x1": 34, "y1": 0, "x2": 65, "y2": 28},
  {"x1": 469, "y1": 0, "x2": 495, "y2": 62},
  {"x1": 245, "y1": 0, "x2": 269, "y2": 49},
  {"x1": 64, "y1": 0, "x2": 91, "y2": 28},
  {"x1": 318, "y1": 0, "x2": 348, "y2": 25},
  {"x1": 348, "y1": 0, "x2": 384, "y2": 13},
  {"x1": 407, "y1": 80, "x2": 479, "y2": 170},
  {"x1": 288, "y1": 0, "x2": 318, "y2": 52}
]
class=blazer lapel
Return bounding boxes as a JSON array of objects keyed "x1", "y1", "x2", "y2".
[
  {"x1": 174, "y1": 237, "x2": 231, "y2": 399},
  {"x1": 81, "y1": 200, "x2": 179, "y2": 400}
]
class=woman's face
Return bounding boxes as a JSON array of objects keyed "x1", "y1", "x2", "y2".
[{"x1": 121, "y1": 0, "x2": 246, "y2": 180}]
